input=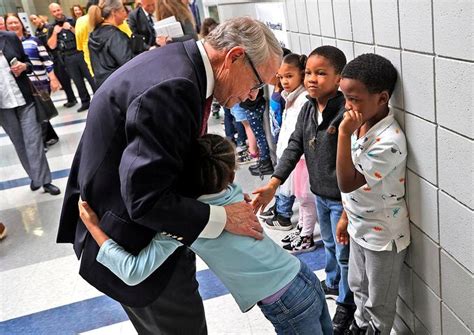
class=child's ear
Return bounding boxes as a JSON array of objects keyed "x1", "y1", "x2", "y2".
[
  {"x1": 378, "y1": 90, "x2": 390, "y2": 106},
  {"x1": 335, "y1": 74, "x2": 342, "y2": 87}
]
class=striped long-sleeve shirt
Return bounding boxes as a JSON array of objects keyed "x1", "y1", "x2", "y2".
[{"x1": 21, "y1": 35, "x2": 53, "y2": 93}]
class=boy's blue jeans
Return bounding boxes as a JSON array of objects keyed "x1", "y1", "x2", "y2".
[
  {"x1": 316, "y1": 195, "x2": 354, "y2": 306},
  {"x1": 275, "y1": 193, "x2": 295, "y2": 219},
  {"x1": 259, "y1": 261, "x2": 333, "y2": 334}
]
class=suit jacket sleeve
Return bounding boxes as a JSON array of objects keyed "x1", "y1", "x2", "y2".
[
  {"x1": 128, "y1": 11, "x2": 138, "y2": 35},
  {"x1": 119, "y1": 78, "x2": 209, "y2": 245}
]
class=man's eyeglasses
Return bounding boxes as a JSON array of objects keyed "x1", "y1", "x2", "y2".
[{"x1": 245, "y1": 52, "x2": 266, "y2": 91}]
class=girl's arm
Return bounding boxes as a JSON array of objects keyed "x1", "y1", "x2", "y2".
[
  {"x1": 78, "y1": 201, "x2": 109, "y2": 246},
  {"x1": 78, "y1": 201, "x2": 182, "y2": 286}
]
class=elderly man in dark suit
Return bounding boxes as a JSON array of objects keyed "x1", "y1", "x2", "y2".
[
  {"x1": 57, "y1": 16, "x2": 282, "y2": 334},
  {"x1": 128, "y1": 0, "x2": 157, "y2": 53}
]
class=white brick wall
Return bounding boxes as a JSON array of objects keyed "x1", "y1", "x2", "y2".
[{"x1": 282, "y1": 1, "x2": 474, "y2": 333}]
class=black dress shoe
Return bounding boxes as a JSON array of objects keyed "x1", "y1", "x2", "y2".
[
  {"x1": 63, "y1": 100, "x2": 77, "y2": 108},
  {"x1": 43, "y1": 183, "x2": 61, "y2": 195},
  {"x1": 77, "y1": 103, "x2": 90, "y2": 112},
  {"x1": 30, "y1": 181, "x2": 40, "y2": 191}
]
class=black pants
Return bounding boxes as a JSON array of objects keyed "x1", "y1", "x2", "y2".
[
  {"x1": 121, "y1": 248, "x2": 207, "y2": 335},
  {"x1": 53, "y1": 61, "x2": 76, "y2": 103},
  {"x1": 41, "y1": 121, "x2": 59, "y2": 144},
  {"x1": 64, "y1": 52, "x2": 96, "y2": 104}
]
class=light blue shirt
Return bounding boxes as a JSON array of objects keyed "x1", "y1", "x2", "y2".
[{"x1": 97, "y1": 183, "x2": 301, "y2": 312}]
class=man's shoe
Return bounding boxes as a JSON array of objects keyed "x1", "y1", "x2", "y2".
[
  {"x1": 30, "y1": 181, "x2": 40, "y2": 191},
  {"x1": 77, "y1": 103, "x2": 90, "y2": 112},
  {"x1": 63, "y1": 100, "x2": 77, "y2": 108},
  {"x1": 43, "y1": 183, "x2": 61, "y2": 195},
  {"x1": 281, "y1": 225, "x2": 302, "y2": 243},
  {"x1": 265, "y1": 214, "x2": 292, "y2": 231},
  {"x1": 0, "y1": 222, "x2": 7, "y2": 240},
  {"x1": 332, "y1": 304, "x2": 355, "y2": 335},
  {"x1": 249, "y1": 158, "x2": 274, "y2": 176},
  {"x1": 45, "y1": 138, "x2": 59, "y2": 146},
  {"x1": 259, "y1": 204, "x2": 276, "y2": 219},
  {"x1": 320, "y1": 279, "x2": 339, "y2": 299},
  {"x1": 283, "y1": 234, "x2": 316, "y2": 254}
]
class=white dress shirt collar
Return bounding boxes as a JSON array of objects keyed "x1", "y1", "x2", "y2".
[{"x1": 196, "y1": 40, "x2": 214, "y2": 99}]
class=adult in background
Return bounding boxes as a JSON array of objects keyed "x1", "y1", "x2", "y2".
[
  {"x1": 47, "y1": 3, "x2": 96, "y2": 112},
  {"x1": 57, "y1": 17, "x2": 281, "y2": 334},
  {"x1": 88, "y1": 0, "x2": 132, "y2": 87},
  {"x1": 75, "y1": 0, "x2": 132, "y2": 76},
  {"x1": 29, "y1": 14, "x2": 50, "y2": 46},
  {"x1": 0, "y1": 30, "x2": 60, "y2": 195},
  {"x1": 128, "y1": 0, "x2": 157, "y2": 54},
  {"x1": 71, "y1": 5, "x2": 85, "y2": 19},
  {"x1": 0, "y1": 16, "x2": 5, "y2": 30},
  {"x1": 5, "y1": 13, "x2": 60, "y2": 148},
  {"x1": 155, "y1": 0, "x2": 198, "y2": 46}
]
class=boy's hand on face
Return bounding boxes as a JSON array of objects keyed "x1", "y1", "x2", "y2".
[{"x1": 339, "y1": 109, "x2": 364, "y2": 136}]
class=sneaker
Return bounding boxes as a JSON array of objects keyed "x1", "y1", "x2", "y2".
[
  {"x1": 265, "y1": 214, "x2": 292, "y2": 231},
  {"x1": 249, "y1": 158, "x2": 274, "y2": 176},
  {"x1": 347, "y1": 320, "x2": 367, "y2": 335},
  {"x1": 281, "y1": 225, "x2": 302, "y2": 243},
  {"x1": 237, "y1": 151, "x2": 258, "y2": 165},
  {"x1": 332, "y1": 304, "x2": 355, "y2": 335},
  {"x1": 283, "y1": 234, "x2": 316, "y2": 254},
  {"x1": 0, "y1": 222, "x2": 7, "y2": 240},
  {"x1": 259, "y1": 204, "x2": 276, "y2": 219},
  {"x1": 320, "y1": 279, "x2": 339, "y2": 300}
]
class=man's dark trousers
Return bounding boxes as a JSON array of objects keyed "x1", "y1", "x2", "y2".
[
  {"x1": 64, "y1": 52, "x2": 96, "y2": 105},
  {"x1": 53, "y1": 61, "x2": 76, "y2": 103},
  {"x1": 121, "y1": 248, "x2": 207, "y2": 335}
]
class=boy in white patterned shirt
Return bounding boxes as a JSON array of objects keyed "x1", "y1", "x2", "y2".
[{"x1": 335, "y1": 54, "x2": 409, "y2": 335}]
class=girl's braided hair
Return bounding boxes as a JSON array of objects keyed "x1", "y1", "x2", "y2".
[{"x1": 195, "y1": 134, "x2": 236, "y2": 195}]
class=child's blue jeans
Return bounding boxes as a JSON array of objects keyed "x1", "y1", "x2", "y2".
[
  {"x1": 258, "y1": 261, "x2": 333, "y2": 334},
  {"x1": 316, "y1": 195, "x2": 354, "y2": 306}
]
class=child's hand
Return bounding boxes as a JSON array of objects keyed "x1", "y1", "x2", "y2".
[
  {"x1": 339, "y1": 109, "x2": 364, "y2": 136},
  {"x1": 78, "y1": 200, "x2": 100, "y2": 230},
  {"x1": 336, "y1": 216, "x2": 349, "y2": 245},
  {"x1": 78, "y1": 200, "x2": 110, "y2": 246},
  {"x1": 251, "y1": 178, "x2": 280, "y2": 214}
]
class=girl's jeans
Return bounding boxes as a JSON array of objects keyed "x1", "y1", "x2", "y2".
[{"x1": 259, "y1": 261, "x2": 333, "y2": 334}]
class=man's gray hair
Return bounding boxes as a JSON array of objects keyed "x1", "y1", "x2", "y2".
[{"x1": 205, "y1": 16, "x2": 283, "y2": 67}]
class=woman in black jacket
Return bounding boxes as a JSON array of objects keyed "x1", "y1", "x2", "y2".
[{"x1": 88, "y1": 0, "x2": 133, "y2": 88}]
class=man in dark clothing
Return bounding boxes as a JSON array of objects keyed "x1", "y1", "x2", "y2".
[
  {"x1": 128, "y1": 0, "x2": 157, "y2": 54},
  {"x1": 47, "y1": 2, "x2": 96, "y2": 112}
]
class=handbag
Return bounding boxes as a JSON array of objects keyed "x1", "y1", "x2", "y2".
[{"x1": 28, "y1": 76, "x2": 59, "y2": 123}]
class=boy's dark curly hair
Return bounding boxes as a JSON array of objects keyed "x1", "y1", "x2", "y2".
[
  {"x1": 341, "y1": 53, "x2": 398, "y2": 96},
  {"x1": 308, "y1": 46, "x2": 347, "y2": 74},
  {"x1": 195, "y1": 134, "x2": 236, "y2": 195}
]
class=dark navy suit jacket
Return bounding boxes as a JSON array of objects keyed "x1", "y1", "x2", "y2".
[{"x1": 57, "y1": 40, "x2": 210, "y2": 307}]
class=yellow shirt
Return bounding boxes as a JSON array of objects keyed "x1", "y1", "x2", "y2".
[{"x1": 75, "y1": 15, "x2": 132, "y2": 75}]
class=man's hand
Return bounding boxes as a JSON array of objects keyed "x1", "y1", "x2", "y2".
[
  {"x1": 53, "y1": 25, "x2": 62, "y2": 34},
  {"x1": 10, "y1": 62, "x2": 27, "y2": 77},
  {"x1": 224, "y1": 201, "x2": 263, "y2": 240},
  {"x1": 63, "y1": 22, "x2": 72, "y2": 31},
  {"x1": 251, "y1": 177, "x2": 280, "y2": 214},
  {"x1": 156, "y1": 35, "x2": 170, "y2": 46},
  {"x1": 339, "y1": 109, "x2": 364, "y2": 136}
]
